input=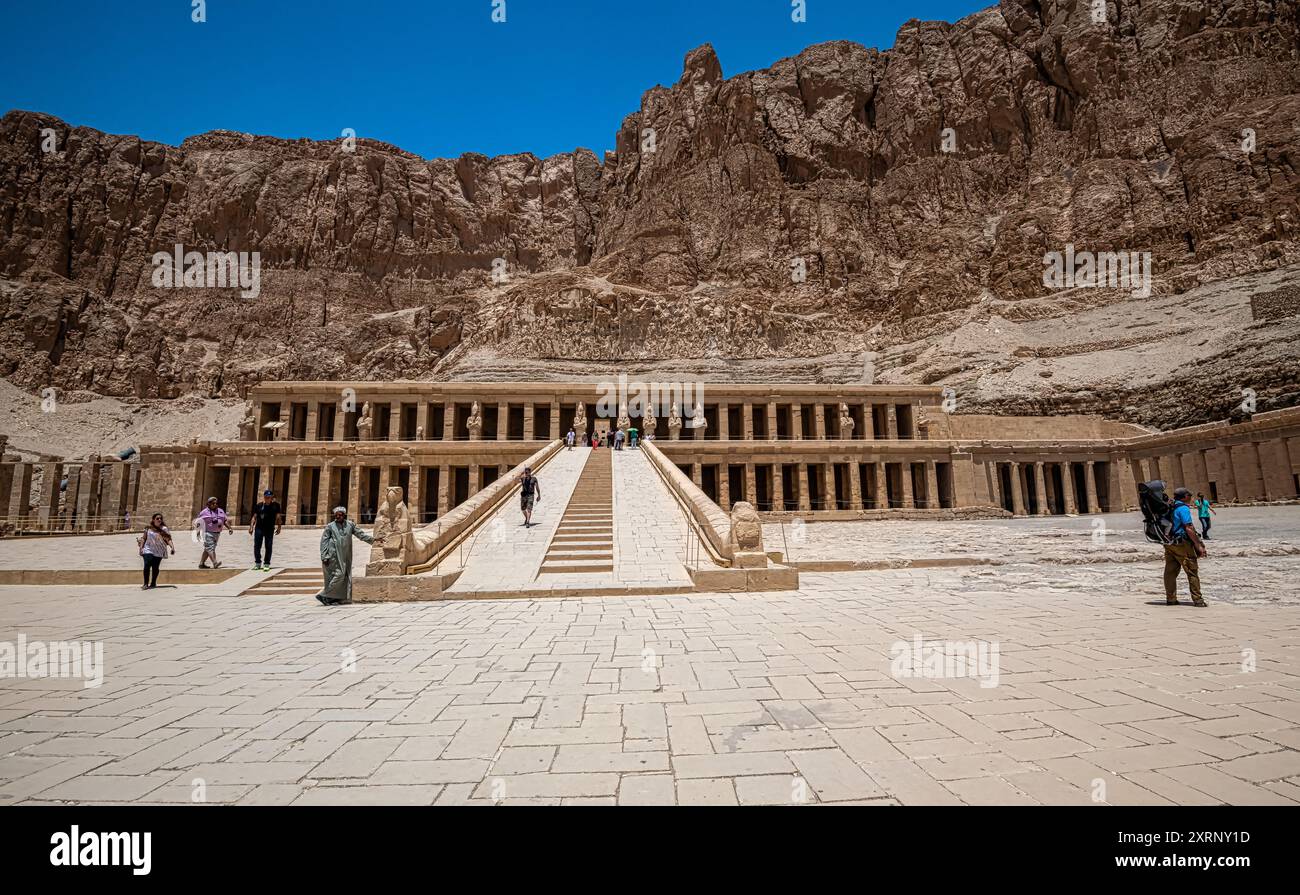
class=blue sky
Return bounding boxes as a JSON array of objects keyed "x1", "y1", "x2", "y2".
[{"x1": 2, "y1": 0, "x2": 987, "y2": 160}]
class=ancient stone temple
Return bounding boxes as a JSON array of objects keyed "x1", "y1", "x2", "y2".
[{"x1": 120, "y1": 380, "x2": 1300, "y2": 538}]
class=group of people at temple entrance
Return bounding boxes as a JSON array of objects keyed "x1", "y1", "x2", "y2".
[{"x1": 565, "y1": 425, "x2": 647, "y2": 450}]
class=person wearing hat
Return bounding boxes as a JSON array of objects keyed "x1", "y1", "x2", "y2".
[
  {"x1": 316, "y1": 507, "x2": 374, "y2": 605},
  {"x1": 193, "y1": 496, "x2": 232, "y2": 569},
  {"x1": 249, "y1": 489, "x2": 283, "y2": 571}
]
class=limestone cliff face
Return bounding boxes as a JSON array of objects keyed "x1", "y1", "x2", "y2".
[{"x1": 1, "y1": 0, "x2": 1298, "y2": 429}]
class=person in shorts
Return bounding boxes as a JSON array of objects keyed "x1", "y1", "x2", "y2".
[
  {"x1": 193, "y1": 497, "x2": 232, "y2": 569},
  {"x1": 519, "y1": 466, "x2": 541, "y2": 527}
]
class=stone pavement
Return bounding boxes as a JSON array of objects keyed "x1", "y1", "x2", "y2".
[{"x1": 1, "y1": 550, "x2": 1298, "y2": 805}]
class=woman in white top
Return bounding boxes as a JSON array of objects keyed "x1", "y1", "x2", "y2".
[{"x1": 138, "y1": 513, "x2": 174, "y2": 589}]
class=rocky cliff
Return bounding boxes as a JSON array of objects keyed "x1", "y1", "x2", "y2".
[{"x1": 2, "y1": 0, "x2": 1298, "y2": 435}]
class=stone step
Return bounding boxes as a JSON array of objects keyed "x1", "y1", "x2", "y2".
[{"x1": 538, "y1": 561, "x2": 615, "y2": 574}]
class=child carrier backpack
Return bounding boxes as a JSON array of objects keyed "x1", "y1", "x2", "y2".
[{"x1": 1138, "y1": 480, "x2": 1179, "y2": 544}]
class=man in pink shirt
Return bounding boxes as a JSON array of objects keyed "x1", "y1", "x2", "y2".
[{"x1": 193, "y1": 496, "x2": 233, "y2": 569}]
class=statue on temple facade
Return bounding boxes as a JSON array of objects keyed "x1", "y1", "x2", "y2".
[
  {"x1": 616, "y1": 401, "x2": 631, "y2": 435},
  {"x1": 667, "y1": 402, "x2": 683, "y2": 440},
  {"x1": 572, "y1": 402, "x2": 588, "y2": 440},
  {"x1": 838, "y1": 402, "x2": 855, "y2": 439},
  {"x1": 466, "y1": 401, "x2": 483, "y2": 440},
  {"x1": 642, "y1": 403, "x2": 657, "y2": 438},
  {"x1": 689, "y1": 402, "x2": 707, "y2": 434},
  {"x1": 356, "y1": 402, "x2": 374, "y2": 440}
]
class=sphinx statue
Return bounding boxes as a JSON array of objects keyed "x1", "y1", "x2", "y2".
[
  {"x1": 466, "y1": 401, "x2": 483, "y2": 440},
  {"x1": 367, "y1": 486, "x2": 412, "y2": 576},
  {"x1": 727, "y1": 501, "x2": 768, "y2": 569}
]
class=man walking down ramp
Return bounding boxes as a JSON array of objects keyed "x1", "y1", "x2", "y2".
[{"x1": 316, "y1": 507, "x2": 374, "y2": 606}]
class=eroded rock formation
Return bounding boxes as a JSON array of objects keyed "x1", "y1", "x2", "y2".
[{"x1": 1, "y1": 0, "x2": 1298, "y2": 433}]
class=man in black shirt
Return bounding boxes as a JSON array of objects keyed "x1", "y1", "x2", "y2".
[{"x1": 249, "y1": 489, "x2": 283, "y2": 571}]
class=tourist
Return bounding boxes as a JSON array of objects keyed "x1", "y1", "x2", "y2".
[
  {"x1": 316, "y1": 507, "x2": 374, "y2": 606},
  {"x1": 519, "y1": 466, "x2": 542, "y2": 527},
  {"x1": 249, "y1": 489, "x2": 283, "y2": 571},
  {"x1": 614, "y1": 428, "x2": 625, "y2": 451},
  {"x1": 628, "y1": 425, "x2": 638, "y2": 448},
  {"x1": 137, "y1": 513, "x2": 174, "y2": 589},
  {"x1": 1194, "y1": 492, "x2": 1216, "y2": 539},
  {"x1": 1164, "y1": 487, "x2": 1208, "y2": 607},
  {"x1": 566, "y1": 427, "x2": 576, "y2": 450},
  {"x1": 193, "y1": 496, "x2": 232, "y2": 569}
]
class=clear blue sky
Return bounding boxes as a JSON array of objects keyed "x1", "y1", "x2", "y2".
[{"x1": 2, "y1": 0, "x2": 987, "y2": 160}]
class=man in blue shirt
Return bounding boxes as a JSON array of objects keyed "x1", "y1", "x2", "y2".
[{"x1": 1165, "y1": 487, "x2": 1208, "y2": 607}]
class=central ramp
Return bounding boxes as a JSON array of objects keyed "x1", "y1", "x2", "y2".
[{"x1": 539, "y1": 448, "x2": 613, "y2": 573}]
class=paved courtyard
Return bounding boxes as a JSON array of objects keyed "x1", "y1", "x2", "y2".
[{"x1": 1, "y1": 508, "x2": 1299, "y2": 805}]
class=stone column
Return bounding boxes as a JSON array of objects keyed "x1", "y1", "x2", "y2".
[
  {"x1": 0, "y1": 464, "x2": 11, "y2": 524},
  {"x1": 225, "y1": 466, "x2": 242, "y2": 522},
  {"x1": 277, "y1": 402, "x2": 291, "y2": 441},
  {"x1": 316, "y1": 462, "x2": 333, "y2": 525},
  {"x1": 848, "y1": 462, "x2": 863, "y2": 510},
  {"x1": 717, "y1": 402, "x2": 729, "y2": 441},
  {"x1": 900, "y1": 461, "x2": 915, "y2": 510},
  {"x1": 766, "y1": 402, "x2": 778, "y2": 441},
  {"x1": 1009, "y1": 462, "x2": 1026, "y2": 515},
  {"x1": 771, "y1": 462, "x2": 783, "y2": 511},
  {"x1": 37, "y1": 462, "x2": 62, "y2": 529},
  {"x1": 438, "y1": 464, "x2": 451, "y2": 517},
  {"x1": 407, "y1": 465, "x2": 422, "y2": 523},
  {"x1": 925, "y1": 459, "x2": 940, "y2": 510},
  {"x1": 1061, "y1": 462, "x2": 1078, "y2": 514},
  {"x1": 8, "y1": 463, "x2": 33, "y2": 524},
  {"x1": 886, "y1": 405, "x2": 899, "y2": 440},
  {"x1": 305, "y1": 400, "x2": 320, "y2": 441},
  {"x1": 719, "y1": 463, "x2": 731, "y2": 509},
  {"x1": 791, "y1": 403, "x2": 803, "y2": 440},
  {"x1": 285, "y1": 463, "x2": 302, "y2": 525},
  {"x1": 814, "y1": 404, "x2": 827, "y2": 439},
  {"x1": 387, "y1": 400, "x2": 401, "y2": 440},
  {"x1": 468, "y1": 464, "x2": 480, "y2": 497},
  {"x1": 443, "y1": 404, "x2": 456, "y2": 440},
  {"x1": 549, "y1": 401, "x2": 561, "y2": 439},
  {"x1": 333, "y1": 402, "x2": 347, "y2": 441},
  {"x1": 346, "y1": 463, "x2": 361, "y2": 520},
  {"x1": 417, "y1": 402, "x2": 431, "y2": 440},
  {"x1": 377, "y1": 464, "x2": 391, "y2": 498},
  {"x1": 497, "y1": 402, "x2": 509, "y2": 441},
  {"x1": 62, "y1": 465, "x2": 81, "y2": 530},
  {"x1": 822, "y1": 464, "x2": 836, "y2": 510},
  {"x1": 797, "y1": 464, "x2": 811, "y2": 511},
  {"x1": 691, "y1": 462, "x2": 702, "y2": 488},
  {"x1": 523, "y1": 403, "x2": 535, "y2": 440},
  {"x1": 1084, "y1": 460, "x2": 1099, "y2": 514},
  {"x1": 75, "y1": 463, "x2": 102, "y2": 530},
  {"x1": 744, "y1": 462, "x2": 756, "y2": 504},
  {"x1": 742, "y1": 403, "x2": 755, "y2": 439},
  {"x1": 1034, "y1": 461, "x2": 1049, "y2": 516},
  {"x1": 874, "y1": 460, "x2": 887, "y2": 509},
  {"x1": 861, "y1": 403, "x2": 874, "y2": 440}
]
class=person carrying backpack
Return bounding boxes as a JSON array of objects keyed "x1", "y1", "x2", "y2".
[{"x1": 1163, "y1": 487, "x2": 1208, "y2": 607}]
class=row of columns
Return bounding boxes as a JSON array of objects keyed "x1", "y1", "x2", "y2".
[
  {"x1": 1132, "y1": 440, "x2": 1297, "y2": 503},
  {"x1": 691, "y1": 458, "x2": 945, "y2": 512},
  {"x1": 0, "y1": 461, "x2": 138, "y2": 531},
  {"x1": 257, "y1": 398, "x2": 923, "y2": 442},
  {"x1": 993, "y1": 459, "x2": 1105, "y2": 515}
]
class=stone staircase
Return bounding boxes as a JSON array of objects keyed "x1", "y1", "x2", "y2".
[
  {"x1": 539, "y1": 448, "x2": 613, "y2": 574},
  {"x1": 240, "y1": 567, "x2": 324, "y2": 597}
]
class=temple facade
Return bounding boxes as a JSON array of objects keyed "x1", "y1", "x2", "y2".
[{"x1": 98, "y1": 381, "x2": 1300, "y2": 534}]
